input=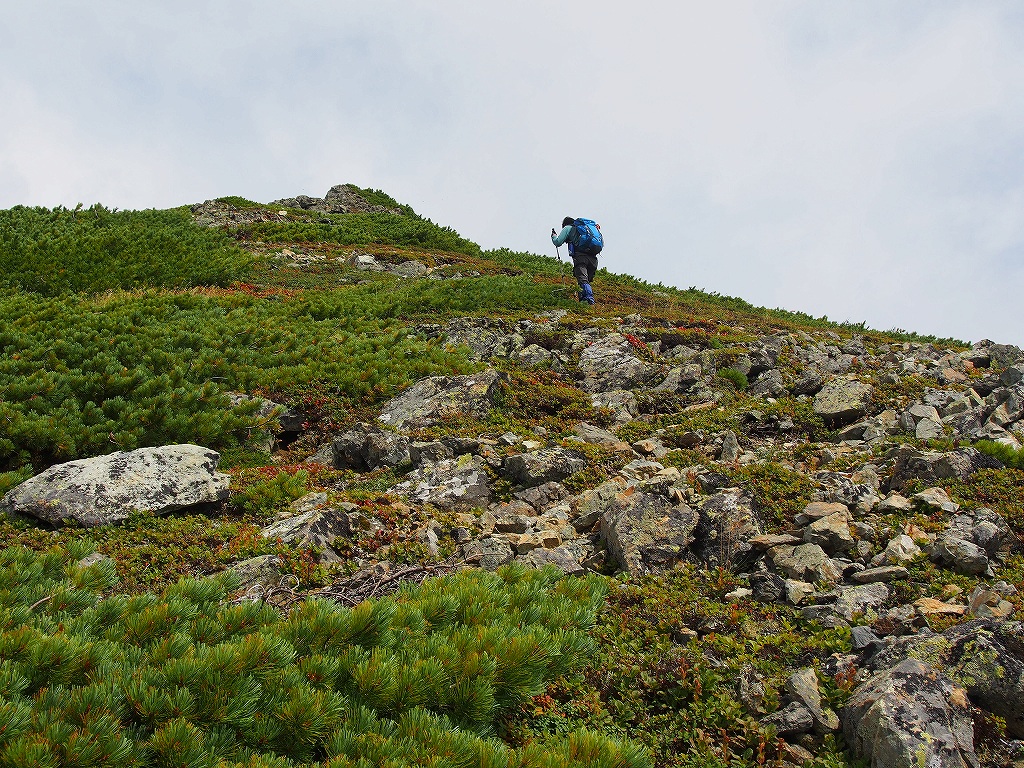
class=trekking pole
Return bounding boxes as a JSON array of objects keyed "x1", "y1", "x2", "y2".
[{"x1": 555, "y1": 244, "x2": 568, "y2": 295}]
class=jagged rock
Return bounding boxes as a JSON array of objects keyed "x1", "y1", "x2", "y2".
[
  {"x1": 462, "y1": 535, "x2": 514, "y2": 570},
  {"x1": 693, "y1": 490, "x2": 762, "y2": 568},
  {"x1": 769, "y1": 543, "x2": 843, "y2": 585},
  {"x1": 795, "y1": 501, "x2": 849, "y2": 526},
  {"x1": 601, "y1": 491, "x2": 698, "y2": 576},
  {"x1": 409, "y1": 441, "x2": 454, "y2": 466},
  {"x1": 762, "y1": 701, "x2": 815, "y2": 736},
  {"x1": 750, "y1": 571, "x2": 786, "y2": 602},
  {"x1": 914, "y1": 598, "x2": 966, "y2": 618},
  {"x1": 748, "y1": 368, "x2": 787, "y2": 397},
  {"x1": 813, "y1": 377, "x2": 874, "y2": 425},
  {"x1": 879, "y1": 534, "x2": 922, "y2": 565},
  {"x1": 803, "y1": 512, "x2": 855, "y2": 554},
  {"x1": 262, "y1": 501, "x2": 377, "y2": 561},
  {"x1": 811, "y1": 472, "x2": 879, "y2": 512},
  {"x1": 867, "y1": 620, "x2": 1024, "y2": 739},
  {"x1": 229, "y1": 555, "x2": 282, "y2": 591},
  {"x1": 827, "y1": 582, "x2": 890, "y2": 621},
  {"x1": 513, "y1": 481, "x2": 570, "y2": 512},
  {"x1": 852, "y1": 565, "x2": 909, "y2": 584},
  {"x1": 389, "y1": 260, "x2": 428, "y2": 278},
  {"x1": 785, "y1": 668, "x2": 840, "y2": 733},
  {"x1": 786, "y1": 579, "x2": 816, "y2": 605},
  {"x1": 333, "y1": 424, "x2": 411, "y2": 470},
  {"x1": 442, "y1": 318, "x2": 526, "y2": 361},
  {"x1": 378, "y1": 370, "x2": 500, "y2": 431},
  {"x1": 968, "y1": 587, "x2": 1016, "y2": 620},
  {"x1": 930, "y1": 536, "x2": 990, "y2": 576},
  {"x1": 790, "y1": 370, "x2": 825, "y2": 396},
  {"x1": 522, "y1": 538, "x2": 597, "y2": 575},
  {"x1": 842, "y1": 658, "x2": 978, "y2": 768},
  {"x1": 2, "y1": 444, "x2": 230, "y2": 527},
  {"x1": 877, "y1": 493, "x2": 913, "y2": 512},
  {"x1": 569, "y1": 480, "x2": 624, "y2": 531},
  {"x1": 578, "y1": 334, "x2": 664, "y2": 393},
  {"x1": 719, "y1": 430, "x2": 740, "y2": 462},
  {"x1": 887, "y1": 447, "x2": 1000, "y2": 492},
  {"x1": 590, "y1": 390, "x2": 639, "y2": 423},
  {"x1": 946, "y1": 507, "x2": 1016, "y2": 557},
  {"x1": 395, "y1": 454, "x2": 491, "y2": 511},
  {"x1": 851, "y1": 625, "x2": 884, "y2": 655},
  {"x1": 503, "y1": 447, "x2": 586, "y2": 488},
  {"x1": 912, "y1": 487, "x2": 959, "y2": 513},
  {"x1": 655, "y1": 363, "x2": 702, "y2": 393}
]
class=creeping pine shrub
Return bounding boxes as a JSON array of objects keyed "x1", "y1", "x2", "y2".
[
  {"x1": 0, "y1": 545, "x2": 648, "y2": 768},
  {"x1": 716, "y1": 368, "x2": 748, "y2": 391},
  {"x1": 0, "y1": 290, "x2": 468, "y2": 471},
  {"x1": 242, "y1": 213, "x2": 481, "y2": 257},
  {"x1": 0, "y1": 205, "x2": 254, "y2": 295},
  {"x1": 975, "y1": 440, "x2": 1024, "y2": 470},
  {"x1": 229, "y1": 469, "x2": 311, "y2": 517}
]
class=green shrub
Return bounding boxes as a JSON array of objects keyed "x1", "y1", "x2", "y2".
[
  {"x1": 717, "y1": 368, "x2": 748, "y2": 391},
  {"x1": 0, "y1": 545, "x2": 647, "y2": 768},
  {"x1": 243, "y1": 214, "x2": 480, "y2": 257},
  {"x1": 975, "y1": 440, "x2": 1024, "y2": 470},
  {"x1": 230, "y1": 469, "x2": 310, "y2": 516},
  {"x1": 0, "y1": 205, "x2": 254, "y2": 295},
  {"x1": 0, "y1": 290, "x2": 470, "y2": 471}
]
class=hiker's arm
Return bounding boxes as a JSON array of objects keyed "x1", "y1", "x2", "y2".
[{"x1": 551, "y1": 225, "x2": 573, "y2": 247}]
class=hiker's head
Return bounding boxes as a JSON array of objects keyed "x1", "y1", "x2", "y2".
[{"x1": 562, "y1": 217, "x2": 574, "y2": 228}]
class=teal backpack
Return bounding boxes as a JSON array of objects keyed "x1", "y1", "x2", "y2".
[{"x1": 571, "y1": 218, "x2": 603, "y2": 256}]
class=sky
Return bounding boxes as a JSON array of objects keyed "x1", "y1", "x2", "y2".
[{"x1": 2, "y1": 2, "x2": 1023, "y2": 346}]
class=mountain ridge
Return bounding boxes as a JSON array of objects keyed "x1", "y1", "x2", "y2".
[{"x1": 1, "y1": 183, "x2": 1023, "y2": 767}]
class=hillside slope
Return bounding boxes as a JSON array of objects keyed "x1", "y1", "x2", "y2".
[{"x1": 1, "y1": 185, "x2": 1023, "y2": 768}]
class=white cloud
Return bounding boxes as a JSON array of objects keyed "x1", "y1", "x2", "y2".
[{"x1": 1, "y1": 1, "x2": 1021, "y2": 344}]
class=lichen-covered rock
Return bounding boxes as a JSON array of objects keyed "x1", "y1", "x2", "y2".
[
  {"x1": 378, "y1": 370, "x2": 501, "y2": 431},
  {"x1": 333, "y1": 424, "x2": 411, "y2": 470},
  {"x1": 601, "y1": 491, "x2": 698, "y2": 576},
  {"x1": 813, "y1": 377, "x2": 874, "y2": 425},
  {"x1": 842, "y1": 658, "x2": 978, "y2": 768},
  {"x1": 502, "y1": 447, "x2": 586, "y2": 488},
  {"x1": 867, "y1": 619, "x2": 1024, "y2": 738},
  {"x1": 395, "y1": 454, "x2": 492, "y2": 511},
  {"x1": 578, "y1": 333, "x2": 664, "y2": 393},
  {"x1": 769, "y1": 543, "x2": 843, "y2": 585},
  {"x1": 2, "y1": 444, "x2": 230, "y2": 527}
]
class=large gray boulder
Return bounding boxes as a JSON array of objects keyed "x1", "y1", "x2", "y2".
[
  {"x1": 2, "y1": 445, "x2": 230, "y2": 527},
  {"x1": 333, "y1": 424, "x2": 411, "y2": 470},
  {"x1": 813, "y1": 377, "x2": 874, "y2": 425},
  {"x1": 503, "y1": 448, "x2": 586, "y2": 488},
  {"x1": 601, "y1": 491, "x2": 698, "y2": 576},
  {"x1": 378, "y1": 370, "x2": 501, "y2": 431},
  {"x1": 842, "y1": 658, "x2": 978, "y2": 768},
  {"x1": 395, "y1": 454, "x2": 492, "y2": 511},
  {"x1": 578, "y1": 334, "x2": 664, "y2": 393},
  {"x1": 868, "y1": 620, "x2": 1024, "y2": 738}
]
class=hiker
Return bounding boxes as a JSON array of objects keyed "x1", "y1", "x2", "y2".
[{"x1": 551, "y1": 216, "x2": 603, "y2": 305}]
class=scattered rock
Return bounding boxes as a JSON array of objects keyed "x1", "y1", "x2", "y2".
[
  {"x1": 842, "y1": 658, "x2": 978, "y2": 768},
  {"x1": 2, "y1": 445, "x2": 230, "y2": 527}
]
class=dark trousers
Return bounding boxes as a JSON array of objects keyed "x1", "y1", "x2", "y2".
[{"x1": 572, "y1": 253, "x2": 598, "y2": 288}]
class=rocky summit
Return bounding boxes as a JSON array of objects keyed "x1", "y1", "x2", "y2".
[{"x1": 2, "y1": 185, "x2": 1024, "y2": 768}]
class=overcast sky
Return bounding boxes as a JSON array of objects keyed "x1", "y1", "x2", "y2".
[{"x1": 3, "y1": 2, "x2": 1022, "y2": 345}]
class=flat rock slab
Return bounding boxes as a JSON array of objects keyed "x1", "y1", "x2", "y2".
[
  {"x1": 378, "y1": 370, "x2": 500, "y2": 431},
  {"x1": 2, "y1": 444, "x2": 230, "y2": 527},
  {"x1": 813, "y1": 377, "x2": 874, "y2": 425}
]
